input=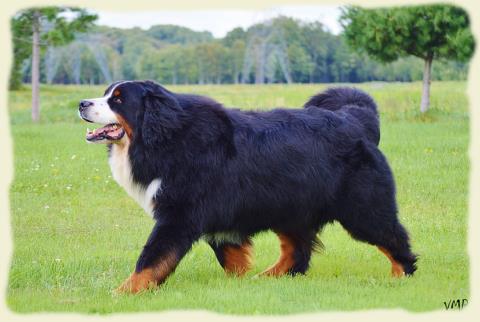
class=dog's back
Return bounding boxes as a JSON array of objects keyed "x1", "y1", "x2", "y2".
[{"x1": 304, "y1": 87, "x2": 380, "y2": 145}]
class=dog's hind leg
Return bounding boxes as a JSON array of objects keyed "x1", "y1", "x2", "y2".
[
  {"x1": 339, "y1": 216, "x2": 417, "y2": 277},
  {"x1": 209, "y1": 238, "x2": 253, "y2": 276},
  {"x1": 336, "y1": 139, "x2": 417, "y2": 277},
  {"x1": 336, "y1": 191, "x2": 417, "y2": 277},
  {"x1": 259, "y1": 230, "x2": 319, "y2": 277}
]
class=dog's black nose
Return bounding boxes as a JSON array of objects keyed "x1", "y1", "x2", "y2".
[{"x1": 79, "y1": 100, "x2": 93, "y2": 109}]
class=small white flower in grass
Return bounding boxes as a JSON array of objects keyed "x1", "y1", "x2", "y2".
[
  {"x1": 55, "y1": 258, "x2": 61, "y2": 262},
  {"x1": 43, "y1": 184, "x2": 48, "y2": 188},
  {"x1": 71, "y1": 155, "x2": 76, "y2": 160},
  {"x1": 66, "y1": 184, "x2": 72, "y2": 190},
  {"x1": 44, "y1": 205, "x2": 49, "y2": 209}
]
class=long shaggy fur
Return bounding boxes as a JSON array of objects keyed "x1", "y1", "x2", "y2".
[{"x1": 82, "y1": 81, "x2": 417, "y2": 285}]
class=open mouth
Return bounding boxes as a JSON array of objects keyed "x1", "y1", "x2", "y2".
[{"x1": 86, "y1": 123, "x2": 125, "y2": 142}]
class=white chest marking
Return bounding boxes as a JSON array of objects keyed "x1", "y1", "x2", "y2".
[{"x1": 109, "y1": 143, "x2": 161, "y2": 217}]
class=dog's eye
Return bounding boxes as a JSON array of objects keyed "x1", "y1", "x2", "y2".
[{"x1": 113, "y1": 97, "x2": 122, "y2": 104}]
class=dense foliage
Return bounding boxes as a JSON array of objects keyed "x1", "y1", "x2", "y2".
[
  {"x1": 10, "y1": 7, "x2": 97, "y2": 90},
  {"x1": 12, "y1": 14, "x2": 470, "y2": 87},
  {"x1": 340, "y1": 5, "x2": 474, "y2": 63},
  {"x1": 340, "y1": 4, "x2": 474, "y2": 112}
]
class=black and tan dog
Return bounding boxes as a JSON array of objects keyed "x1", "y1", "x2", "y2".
[{"x1": 78, "y1": 80, "x2": 417, "y2": 293}]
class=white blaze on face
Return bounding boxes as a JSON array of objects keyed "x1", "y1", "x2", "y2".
[
  {"x1": 82, "y1": 81, "x2": 131, "y2": 125},
  {"x1": 84, "y1": 96, "x2": 118, "y2": 124}
]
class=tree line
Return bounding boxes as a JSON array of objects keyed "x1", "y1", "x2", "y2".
[
  {"x1": 11, "y1": 14, "x2": 470, "y2": 90},
  {"x1": 10, "y1": 5, "x2": 474, "y2": 120}
]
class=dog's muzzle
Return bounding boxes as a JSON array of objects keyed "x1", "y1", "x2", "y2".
[{"x1": 78, "y1": 100, "x2": 94, "y2": 123}]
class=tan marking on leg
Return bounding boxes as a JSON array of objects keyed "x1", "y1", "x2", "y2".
[
  {"x1": 223, "y1": 241, "x2": 253, "y2": 276},
  {"x1": 116, "y1": 252, "x2": 178, "y2": 294},
  {"x1": 378, "y1": 246, "x2": 405, "y2": 278},
  {"x1": 260, "y1": 233, "x2": 296, "y2": 277},
  {"x1": 115, "y1": 268, "x2": 155, "y2": 294}
]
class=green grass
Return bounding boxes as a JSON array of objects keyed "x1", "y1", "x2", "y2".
[{"x1": 7, "y1": 82, "x2": 469, "y2": 314}]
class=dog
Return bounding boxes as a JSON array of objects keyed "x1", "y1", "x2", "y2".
[{"x1": 78, "y1": 80, "x2": 417, "y2": 293}]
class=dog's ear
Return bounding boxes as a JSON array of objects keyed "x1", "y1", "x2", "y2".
[{"x1": 140, "y1": 81, "x2": 186, "y2": 148}]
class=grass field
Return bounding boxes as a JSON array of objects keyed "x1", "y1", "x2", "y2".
[{"x1": 7, "y1": 82, "x2": 469, "y2": 314}]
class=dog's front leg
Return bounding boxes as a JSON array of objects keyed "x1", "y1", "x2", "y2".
[{"x1": 116, "y1": 220, "x2": 199, "y2": 294}]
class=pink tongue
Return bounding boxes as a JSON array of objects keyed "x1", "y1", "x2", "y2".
[
  {"x1": 90, "y1": 126, "x2": 110, "y2": 136},
  {"x1": 109, "y1": 128, "x2": 122, "y2": 136},
  {"x1": 87, "y1": 125, "x2": 117, "y2": 140},
  {"x1": 86, "y1": 123, "x2": 125, "y2": 142},
  {"x1": 95, "y1": 125, "x2": 118, "y2": 135}
]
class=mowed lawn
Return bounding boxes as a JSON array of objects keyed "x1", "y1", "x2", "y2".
[{"x1": 7, "y1": 82, "x2": 469, "y2": 314}]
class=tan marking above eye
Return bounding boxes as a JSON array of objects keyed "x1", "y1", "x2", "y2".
[{"x1": 114, "y1": 90, "x2": 121, "y2": 97}]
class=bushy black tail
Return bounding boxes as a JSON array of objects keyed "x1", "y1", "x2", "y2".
[
  {"x1": 304, "y1": 87, "x2": 378, "y2": 115},
  {"x1": 304, "y1": 87, "x2": 380, "y2": 145}
]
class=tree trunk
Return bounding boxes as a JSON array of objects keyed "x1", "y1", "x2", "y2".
[
  {"x1": 420, "y1": 56, "x2": 433, "y2": 113},
  {"x1": 255, "y1": 42, "x2": 265, "y2": 84},
  {"x1": 234, "y1": 69, "x2": 239, "y2": 84},
  {"x1": 309, "y1": 54, "x2": 316, "y2": 84},
  {"x1": 31, "y1": 11, "x2": 40, "y2": 122},
  {"x1": 172, "y1": 69, "x2": 177, "y2": 85}
]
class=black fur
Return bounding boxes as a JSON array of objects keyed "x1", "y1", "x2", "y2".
[
  {"x1": 304, "y1": 87, "x2": 380, "y2": 145},
  {"x1": 101, "y1": 81, "x2": 417, "y2": 280}
]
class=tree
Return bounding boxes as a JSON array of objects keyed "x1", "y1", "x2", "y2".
[
  {"x1": 229, "y1": 40, "x2": 246, "y2": 84},
  {"x1": 340, "y1": 5, "x2": 474, "y2": 112},
  {"x1": 301, "y1": 22, "x2": 329, "y2": 83},
  {"x1": 223, "y1": 28, "x2": 246, "y2": 84},
  {"x1": 146, "y1": 25, "x2": 213, "y2": 44},
  {"x1": 11, "y1": 7, "x2": 97, "y2": 121}
]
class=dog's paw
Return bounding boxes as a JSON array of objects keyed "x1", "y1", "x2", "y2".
[{"x1": 114, "y1": 270, "x2": 157, "y2": 294}]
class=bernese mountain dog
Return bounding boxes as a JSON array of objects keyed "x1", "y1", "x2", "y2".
[{"x1": 78, "y1": 80, "x2": 417, "y2": 293}]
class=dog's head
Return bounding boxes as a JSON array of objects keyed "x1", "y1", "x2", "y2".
[{"x1": 78, "y1": 80, "x2": 185, "y2": 146}]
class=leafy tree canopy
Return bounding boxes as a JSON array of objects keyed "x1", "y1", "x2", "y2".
[
  {"x1": 146, "y1": 25, "x2": 213, "y2": 44},
  {"x1": 340, "y1": 4, "x2": 475, "y2": 62},
  {"x1": 340, "y1": 4, "x2": 474, "y2": 112},
  {"x1": 10, "y1": 7, "x2": 97, "y2": 89}
]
